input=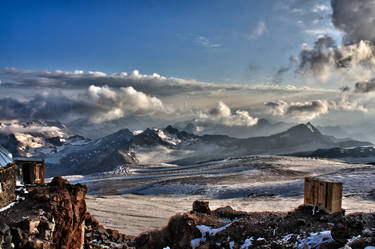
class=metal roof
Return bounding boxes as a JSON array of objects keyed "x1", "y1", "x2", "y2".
[
  {"x1": 0, "y1": 145, "x2": 13, "y2": 168},
  {"x1": 14, "y1": 157, "x2": 44, "y2": 162}
]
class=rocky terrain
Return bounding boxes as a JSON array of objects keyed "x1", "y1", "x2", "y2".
[
  {"x1": 0, "y1": 177, "x2": 133, "y2": 249},
  {"x1": 135, "y1": 200, "x2": 375, "y2": 249},
  {"x1": 1, "y1": 179, "x2": 375, "y2": 249}
]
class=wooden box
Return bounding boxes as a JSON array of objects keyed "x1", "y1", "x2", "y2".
[{"x1": 304, "y1": 177, "x2": 342, "y2": 213}]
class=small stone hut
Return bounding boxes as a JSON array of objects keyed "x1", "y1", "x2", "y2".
[
  {"x1": 14, "y1": 157, "x2": 45, "y2": 186},
  {"x1": 0, "y1": 146, "x2": 16, "y2": 208}
]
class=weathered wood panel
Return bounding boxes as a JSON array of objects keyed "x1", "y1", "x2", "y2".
[{"x1": 304, "y1": 177, "x2": 342, "y2": 213}]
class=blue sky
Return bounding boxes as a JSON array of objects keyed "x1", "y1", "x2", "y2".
[
  {"x1": 1, "y1": 0, "x2": 375, "y2": 134},
  {"x1": 0, "y1": 0, "x2": 336, "y2": 83}
]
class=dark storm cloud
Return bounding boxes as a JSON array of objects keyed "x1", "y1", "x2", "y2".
[
  {"x1": 355, "y1": 78, "x2": 375, "y2": 93},
  {"x1": 340, "y1": 86, "x2": 350, "y2": 92},
  {"x1": 298, "y1": 36, "x2": 341, "y2": 76},
  {"x1": 265, "y1": 92, "x2": 367, "y2": 121},
  {"x1": 0, "y1": 68, "x2": 202, "y2": 97},
  {"x1": 265, "y1": 99, "x2": 330, "y2": 120},
  {"x1": 297, "y1": 35, "x2": 375, "y2": 81},
  {"x1": 286, "y1": 100, "x2": 329, "y2": 114},
  {"x1": 0, "y1": 85, "x2": 167, "y2": 123},
  {"x1": 0, "y1": 93, "x2": 92, "y2": 120},
  {"x1": 274, "y1": 56, "x2": 298, "y2": 81},
  {"x1": 331, "y1": 0, "x2": 375, "y2": 45},
  {"x1": 280, "y1": 0, "x2": 375, "y2": 81},
  {"x1": 0, "y1": 68, "x2": 325, "y2": 99}
]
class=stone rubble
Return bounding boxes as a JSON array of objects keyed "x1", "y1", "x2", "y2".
[{"x1": 1, "y1": 180, "x2": 375, "y2": 249}]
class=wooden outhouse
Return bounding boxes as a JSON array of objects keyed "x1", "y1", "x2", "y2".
[{"x1": 304, "y1": 177, "x2": 342, "y2": 213}]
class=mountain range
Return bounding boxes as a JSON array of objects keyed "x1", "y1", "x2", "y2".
[
  {"x1": 174, "y1": 118, "x2": 294, "y2": 139},
  {"x1": 0, "y1": 120, "x2": 372, "y2": 176}
]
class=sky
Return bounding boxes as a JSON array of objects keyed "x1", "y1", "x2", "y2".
[
  {"x1": 1, "y1": 0, "x2": 375, "y2": 136},
  {"x1": 0, "y1": 0, "x2": 339, "y2": 83}
]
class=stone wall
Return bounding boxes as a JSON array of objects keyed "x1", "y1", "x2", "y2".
[{"x1": 0, "y1": 164, "x2": 16, "y2": 208}]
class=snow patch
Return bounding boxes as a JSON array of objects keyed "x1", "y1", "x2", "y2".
[
  {"x1": 298, "y1": 230, "x2": 333, "y2": 248},
  {"x1": 133, "y1": 130, "x2": 143, "y2": 135},
  {"x1": 0, "y1": 201, "x2": 16, "y2": 213},
  {"x1": 154, "y1": 129, "x2": 181, "y2": 146},
  {"x1": 229, "y1": 240, "x2": 235, "y2": 249},
  {"x1": 191, "y1": 223, "x2": 233, "y2": 248},
  {"x1": 240, "y1": 237, "x2": 253, "y2": 249},
  {"x1": 306, "y1": 123, "x2": 315, "y2": 133},
  {"x1": 0, "y1": 195, "x2": 21, "y2": 213},
  {"x1": 347, "y1": 234, "x2": 361, "y2": 244},
  {"x1": 281, "y1": 230, "x2": 333, "y2": 248}
]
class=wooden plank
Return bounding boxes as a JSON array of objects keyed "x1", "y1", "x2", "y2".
[
  {"x1": 318, "y1": 182, "x2": 326, "y2": 207},
  {"x1": 304, "y1": 177, "x2": 311, "y2": 205},
  {"x1": 304, "y1": 177, "x2": 342, "y2": 213},
  {"x1": 331, "y1": 183, "x2": 342, "y2": 213}
]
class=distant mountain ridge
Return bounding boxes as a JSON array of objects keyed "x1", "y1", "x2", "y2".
[
  {"x1": 288, "y1": 146, "x2": 375, "y2": 159},
  {"x1": 0, "y1": 120, "x2": 371, "y2": 176},
  {"x1": 0, "y1": 119, "x2": 74, "y2": 157}
]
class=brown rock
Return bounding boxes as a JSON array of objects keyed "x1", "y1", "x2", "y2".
[
  {"x1": 331, "y1": 214, "x2": 365, "y2": 245},
  {"x1": 192, "y1": 200, "x2": 211, "y2": 214}
]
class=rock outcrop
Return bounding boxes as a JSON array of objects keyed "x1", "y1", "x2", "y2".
[
  {"x1": 0, "y1": 177, "x2": 87, "y2": 248},
  {"x1": 1, "y1": 181, "x2": 375, "y2": 249},
  {"x1": 0, "y1": 164, "x2": 16, "y2": 208},
  {"x1": 0, "y1": 177, "x2": 132, "y2": 249},
  {"x1": 84, "y1": 213, "x2": 134, "y2": 248},
  {"x1": 135, "y1": 200, "x2": 375, "y2": 249}
]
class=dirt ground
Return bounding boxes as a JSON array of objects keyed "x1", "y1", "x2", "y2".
[{"x1": 86, "y1": 194, "x2": 375, "y2": 235}]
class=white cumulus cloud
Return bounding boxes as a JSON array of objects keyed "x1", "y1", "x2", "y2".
[
  {"x1": 195, "y1": 101, "x2": 258, "y2": 127},
  {"x1": 87, "y1": 85, "x2": 166, "y2": 123}
]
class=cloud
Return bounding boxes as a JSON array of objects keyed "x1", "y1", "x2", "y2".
[
  {"x1": 265, "y1": 91, "x2": 368, "y2": 121},
  {"x1": 303, "y1": 28, "x2": 338, "y2": 36},
  {"x1": 265, "y1": 99, "x2": 330, "y2": 121},
  {"x1": 0, "y1": 85, "x2": 167, "y2": 123},
  {"x1": 312, "y1": 4, "x2": 329, "y2": 13},
  {"x1": 0, "y1": 68, "x2": 335, "y2": 98},
  {"x1": 0, "y1": 68, "x2": 342, "y2": 127},
  {"x1": 87, "y1": 85, "x2": 166, "y2": 123},
  {"x1": 334, "y1": 87, "x2": 368, "y2": 112},
  {"x1": 194, "y1": 36, "x2": 222, "y2": 48},
  {"x1": 0, "y1": 120, "x2": 66, "y2": 137},
  {"x1": 194, "y1": 101, "x2": 258, "y2": 127},
  {"x1": 0, "y1": 92, "x2": 89, "y2": 121},
  {"x1": 340, "y1": 86, "x2": 350, "y2": 92},
  {"x1": 331, "y1": 0, "x2": 375, "y2": 45},
  {"x1": 355, "y1": 78, "x2": 375, "y2": 93},
  {"x1": 274, "y1": 56, "x2": 298, "y2": 81},
  {"x1": 298, "y1": 36, "x2": 375, "y2": 81},
  {"x1": 278, "y1": 0, "x2": 375, "y2": 83},
  {"x1": 291, "y1": 8, "x2": 304, "y2": 14},
  {"x1": 249, "y1": 20, "x2": 267, "y2": 39}
]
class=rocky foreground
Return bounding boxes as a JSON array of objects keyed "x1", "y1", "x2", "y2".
[{"x1": 0, "y1": 178, "x2": 374, "y2": 249}]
